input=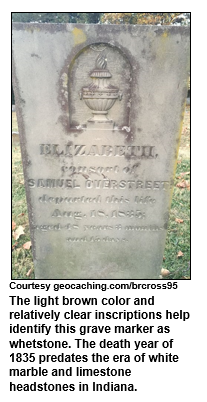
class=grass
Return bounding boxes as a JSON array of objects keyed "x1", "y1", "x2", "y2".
[
  {"x1": 12, "y1": 107, "x2": 190, "y2": 279},
  {"x1": 12, "y1": 111, "x2": 18, "y2": 132},
  {"x1": 12, "y1": 145, "x2": 35, "y2": 279},
  {"x1": 162, "y1": 106, "x2": 190, "y2": 279},
  {"x1": 162, "y1": 159, "x2": 190, "y2": 279}
]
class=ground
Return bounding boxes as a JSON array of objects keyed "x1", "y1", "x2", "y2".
[{"x1": 178, "y1": 106, "x2": 190, "y2": 159}]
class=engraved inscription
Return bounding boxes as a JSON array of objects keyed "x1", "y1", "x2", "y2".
[
  {"x1": 89, "y1": 210, "x2": 145, "y2": 219},
  {"x1": 85, "y1": 180, "x2": 170, "y2": 190},
  {"x1": 61, "y1": 165, "x2": 120, "y2": 174},
  {"x1": 111, "y1": 210, "x2": 145, "y2": 219},
  {"x1": 33, "y1": 224, "x2": 61, "y2": 231},
  {"x1": 66, "y1": 237, "x2": 128, "y2": 243},
  {"x1": 40, "y1": 144, "x2": 158, "y2": 158},
  {"x1": 28, "y1": 179, "x2": 80, "y2": 189},
  {"x1": 106, "y1": 196, "x2": 130, "y2": 204},
  {"x1": 30, "y1": 142, "x2": 168, "y2": 245},
  {"x1": 135, "y1": 196, "x2": 156, "y2": 204},
  {"x1": 39, "y1": 194, "x2": 102, "y2": 204},
  {"x1": 51, "y1": 209, "x2": 86, "y2": 220},
  {"x1": 29, "y1": 179, "x2": 170, "y2": 190},
  {"x1": 32, "y1": 223, "x2": 164, "y2": 233},
  {"x1": 38, "y1": 194, "x2": 156, "y2": 205}
]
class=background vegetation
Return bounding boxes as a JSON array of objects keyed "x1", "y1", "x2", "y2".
[{"x1": 12, "y1": 12, "x2": 190, "y2": 25}]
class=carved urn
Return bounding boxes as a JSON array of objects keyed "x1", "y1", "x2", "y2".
[{"x1": 80, "y1": 53, "x2": 122, "y2": 126}]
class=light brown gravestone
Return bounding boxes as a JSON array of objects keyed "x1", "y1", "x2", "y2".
[{"x1": 12, "y1": 23, "x2": 190, "y2": 279}]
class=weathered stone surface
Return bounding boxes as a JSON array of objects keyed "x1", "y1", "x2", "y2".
[{"x1": 12, "y1": 23, "x2": 190, "y2": 279}]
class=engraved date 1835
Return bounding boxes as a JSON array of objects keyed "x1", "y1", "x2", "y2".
[{"x1": 90, "y1": 210, "x2": 145, "y2": 219}]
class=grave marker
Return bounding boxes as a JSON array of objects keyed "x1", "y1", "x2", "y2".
[{"x1": 12, "y1": 23, "x2": 190, "y2": 279}]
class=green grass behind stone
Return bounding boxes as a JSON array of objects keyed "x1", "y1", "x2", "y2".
[
  {"x1": 12, "y1": 145, "x2": 34, "y2": 279},
  {"x1": 162, "y1": 159, "x2": 190, "y2": 278}
]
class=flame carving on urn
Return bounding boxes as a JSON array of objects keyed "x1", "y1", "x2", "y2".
[{"x1": 80, "y1": 53, "x2": 122, "y2": 128}]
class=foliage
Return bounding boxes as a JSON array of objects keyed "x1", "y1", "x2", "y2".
[
  {"x1": 12, "y1": 12, "x2": 190, "y2": 26},
  {"x1": 12, "y1": 13, "x2": 102, "y2": 24},
  {"x1": 101, "y1": 13, "x2": 190, "y2": 25}
]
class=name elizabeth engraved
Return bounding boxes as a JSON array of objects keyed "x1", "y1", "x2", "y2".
[{"x1": 39, "y1": 144, "x2": 158, "y2": 158}]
